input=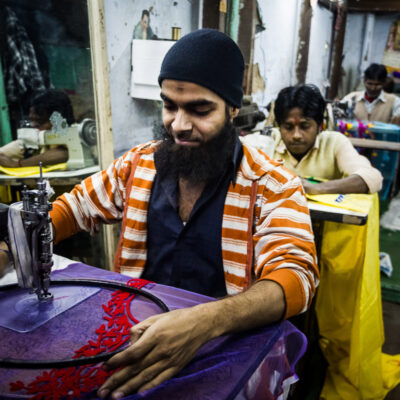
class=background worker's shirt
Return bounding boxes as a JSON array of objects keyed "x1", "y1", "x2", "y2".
[
  {"x1": 272, "y1": 130, "x2": 383, "y2": 193},
  {"x1": 342, "y1": 90, "x2": 400, "y2": 123}
]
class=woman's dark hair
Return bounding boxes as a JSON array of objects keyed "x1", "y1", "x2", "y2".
[
  {"x1": 364, "y1": 63, "x2": 387, "y2": 82},
  {"x1": 30, "y1": 89, "x2": 75, "y2": 125},
  {"x1": 141, "y1": 9, "x2": 150, "y2": 19},
  {"x1": 275, "y1": 84, "x2": 326, "y2": 126}
]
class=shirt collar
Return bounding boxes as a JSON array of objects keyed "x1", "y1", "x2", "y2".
[
  {"x1": 362, "y1": 90, "x2": 386, "y2": 103},
  {"x1": 231, "y1": 137, "x2": 243, "y2": 185}
]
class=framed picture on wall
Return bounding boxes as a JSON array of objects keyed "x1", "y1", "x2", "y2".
[{"x1": 382, "y1": 20, "x2": 400, "y2": 73}]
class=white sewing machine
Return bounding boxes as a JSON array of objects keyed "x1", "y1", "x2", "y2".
[{"x1": 17, "y1": 112, "x2": 97, "y2": 170}]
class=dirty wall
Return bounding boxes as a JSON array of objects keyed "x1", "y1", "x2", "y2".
[{"x1": 104, "y1": 0, "x2": 201, "y2": 157}]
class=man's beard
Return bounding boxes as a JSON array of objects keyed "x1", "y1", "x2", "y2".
[{"x1": 155, "y1": 120, "x2": 238, "y2": 185}]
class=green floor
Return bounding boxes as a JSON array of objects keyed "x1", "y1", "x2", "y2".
[{"x1": 380, "y1": 228, "x2": 400, "y2": 304}]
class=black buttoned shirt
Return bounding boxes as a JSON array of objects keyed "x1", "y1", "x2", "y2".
[{"x1": 142, "y1": 139, "x2": 243, "y2": 297}]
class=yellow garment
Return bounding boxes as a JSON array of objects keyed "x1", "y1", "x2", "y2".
[
  {"x1": 311, "y1": 193, "x2": 400, "y2": 399},
  {"x1": 0, "y1": 186, "x2": 11, "y2": 203},
  {"x1": 0, "y1": 163, "x2": 67, "y2": 177},
  {"x1": 307, "y1": 193, "x2": 373, "y2": 214}
]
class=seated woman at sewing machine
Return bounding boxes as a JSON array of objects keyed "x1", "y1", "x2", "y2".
[
  {"x1": 0, "y1": 89, "x2": 72, "y2": 168},
  {"x1": 271, "y1": 84, "x2": 383, "y2": 194}
]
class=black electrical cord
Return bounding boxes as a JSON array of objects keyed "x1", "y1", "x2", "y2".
[{"x1": 0, "y1": 278, "x2": 169, "y2": 369}]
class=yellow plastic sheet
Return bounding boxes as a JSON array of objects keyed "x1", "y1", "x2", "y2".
[
  {"x1": 0, "y1": 163, "x2": 67, "y2": 177},
  {"x1": 307, "y1": 193, "x2": 374, "y2": 214},
  {"x1": 312, "y1": 193, "x2": 400, "y2": 399}
]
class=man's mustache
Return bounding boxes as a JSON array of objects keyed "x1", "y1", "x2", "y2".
[{"x1": 165, "y1": 129, "x2": 202, "y2": 144}]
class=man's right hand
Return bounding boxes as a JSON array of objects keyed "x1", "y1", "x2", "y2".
[
  {"x1": 391, "y1": 115, "x2": 400, "y2": 126},
  {"x1": 97, "y1": 304, "x2": 214, "y2": 399}
]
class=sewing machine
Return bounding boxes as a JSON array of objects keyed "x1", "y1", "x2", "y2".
[
  {"x1": 1, "y1": 167, "x2": 53, "y2": 301},
  {"x1": 17, "y1": 112, "x2": 97, "y2": 170},
  {"x1": 233, "y1": 95, "x2": 266, "y2": 132},
  {"x1": 0, "y1": 171, "x2": 100, "y2": 333},
  {"x1": 0, "y1": 171, "x2": 167, "y2": 344}
]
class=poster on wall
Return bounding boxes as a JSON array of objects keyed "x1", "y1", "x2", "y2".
[
  {"x1": 130, "y1": 1, "x2": 201, "y2": 100},
  {"x1": 130, "y1": 2, "x2": 191, "y2": 42},
  {"x1": 132, "y1": 8, "x2": 157, "y2": 40},
  {"x1": 382, "y1": 20, "x2": 400, "y2": 74}
]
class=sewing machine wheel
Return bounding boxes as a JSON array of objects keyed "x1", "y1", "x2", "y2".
[{"x1": 79, "y1": 118, "x2": 97, "y2": 146}]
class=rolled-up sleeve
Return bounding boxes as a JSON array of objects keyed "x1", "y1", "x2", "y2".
[
  {"x1": 335, "y1": 135, "x2": 383, "y2": 193},
  {"x1": 253, "y1": 173, "x2": 319, "y2": 318}
]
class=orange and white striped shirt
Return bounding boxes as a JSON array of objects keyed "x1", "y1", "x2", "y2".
[{"x1": 51, "y1": 141, "x2": 319, "y2": 318}]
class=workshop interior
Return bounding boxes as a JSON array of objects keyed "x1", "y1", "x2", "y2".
[{"x1": 0, "y1": 0, "x2": 400, "y2": 399}]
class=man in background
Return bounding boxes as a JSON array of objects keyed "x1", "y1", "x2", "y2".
[
  {"x1": 272, "y1": 84, "x2": 383, "y2": 195},
  {"x1": 342, "y1": 63, "x2": 400, "y2": 125},
  {"x1": 0, "y1": 89, "x2": 72, "y2": 167}
]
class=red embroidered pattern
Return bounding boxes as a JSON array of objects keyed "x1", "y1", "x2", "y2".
[{"x1": 10, "y1": 278, "x2": 151, "y2": 400}]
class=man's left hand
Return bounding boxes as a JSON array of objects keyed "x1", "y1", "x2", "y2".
[
  {"x1": 391, "y1": 115, "x2": 400, "y2": 126},
  {"x1": 97, "y1": 305, "x2": 212, "y2": 399},
  {"x1": 0, "y1": 154, "x2": 18, "y2": 168}
]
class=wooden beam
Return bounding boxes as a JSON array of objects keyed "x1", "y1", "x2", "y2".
[
  {"x1": 296, "y1": 0, "x2": 313, "y2": 84},
  {"x1": 318, "y1": 0, "x2": 337, "y2": 12},
  {"x1": 238, "y1": 0, "x2": 256, "y2": 94},
  {"x1": 202, "y1": 0, "x2": 220, "y2": 29},
  {"x1": 349, "y1": 138, "x2": 400, "y2": 152},
  {"x1": 87, "y1": 0, "x2": 118, "y2": 271},
  {"x1": 327, "y1": 0, "x2": 348, "y2": 99},
  {"x1": 320, "y1": 0, "x2": 400, "y2": 12},
  {"x1": 348, "y1": 0, "x2": 400, "y2": 12}
]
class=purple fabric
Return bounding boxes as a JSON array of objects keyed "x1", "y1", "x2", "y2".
[{"x1": 0, "y1": 263, "x2": 307, "y2": 399}]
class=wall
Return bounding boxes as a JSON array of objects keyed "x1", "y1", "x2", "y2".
[
  {"x1": 342, "y1": 12, "x2": 399, "y2": 95},
  {"x1": 371, "y1": 14, "x2": 399, "y2": 70},
  {"x1": 104, "y1": 0, "x2": 201, "y2": 157},
  {"x1": 252, "y1": 1, "x2": 333, "y2": 108},
  {"x1": 306, "y1": 4, "x2": 333, "y2": 96},
  {"x1": 341, "y1": 13, "x2": 365, "y2": 95},
  {"x1": 253, "y1": 2, "x2": 398, "y2": 107},
  {"x1": 252, "y1": 0, "x2": 301, "y2": 108}
]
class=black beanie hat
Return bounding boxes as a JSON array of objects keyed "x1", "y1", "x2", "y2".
[{"x1": 158, "y1": 29, "x2": 244, "y2": 108}]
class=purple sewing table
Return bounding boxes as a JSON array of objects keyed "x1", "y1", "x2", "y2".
[{"x1": 0, "y1": 263, "x2": 307, "y2": 399}]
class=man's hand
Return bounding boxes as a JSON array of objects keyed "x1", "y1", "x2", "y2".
[
  {"x1": 97, "y1": 305, "x2": 212, "y2": 399},
  {"x1": 301, "y1": 178, "x2": 320, "y2": 195},
  {"x1": 391, "y1": 115, "x2": 400, "y2": 126},
  {"x1": 97, "y1": 280, "x2": 285, "y2": 399},
  {"x1": 301, "y1": 175, "x2": 369, "y2": 195},
  {"x1": 0, "y1": 154, "x2": 18, "y2": 168}
]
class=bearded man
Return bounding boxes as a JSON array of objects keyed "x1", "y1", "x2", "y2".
[{"x1": 45, "y1": 29, "x2": 319, "y2": 398}]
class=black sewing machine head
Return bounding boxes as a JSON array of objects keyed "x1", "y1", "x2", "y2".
[{"x1": 5, "y1": 166, "x2": 54, "y2": 301}]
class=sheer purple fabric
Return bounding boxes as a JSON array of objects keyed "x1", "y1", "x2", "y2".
[{"x1": 0, "y1": 263, "x2": 307, "y2": 399}]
